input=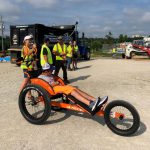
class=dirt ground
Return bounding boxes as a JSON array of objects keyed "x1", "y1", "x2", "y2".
[{"x1": 0, "y1": 58, "x2": 150, "y2": 150}]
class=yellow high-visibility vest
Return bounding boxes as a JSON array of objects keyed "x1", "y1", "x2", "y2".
[
  {"x1": 53, "y1": 43, "x2": 67, "y2": 60},
  {"x1": 40, "y1": 44, "x2": 53, "y2": 66},
  {"x1": 112, "y1": 48, "x2": 116, "y2": 53},
  {"x1": 21, "y1": 46, "x2": 33, "y2": 70},
  {"x1": 67, "y1": 45, "x2": 73, "y2": 57},
  {"x1": 74, "y1": 45, "x2": 78, "y2": 52}
]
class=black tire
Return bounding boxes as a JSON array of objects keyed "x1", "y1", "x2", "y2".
[
  {"x1": 19, "y1": 84, "x2": 51, "y2": 124},
  {"x1": 104, "y1": 100, "x2": 140, "y2": 136},
  {"x1": 125, "y1": 56, "x2": 131, "y2": 59},
  {"x1": 122, "y1": 54, "x2": 125, "y2": 59},
  {"x1": 130, "y1": 52, "x2": 134, "y2": 59}
]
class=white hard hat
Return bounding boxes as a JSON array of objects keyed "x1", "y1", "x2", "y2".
[{"x1": 23, "y1": 35, "x2": 32, "y2": 42}]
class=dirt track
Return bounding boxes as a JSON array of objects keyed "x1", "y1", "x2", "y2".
[{"x1": 0, "y1": 58, "x2": 150, "y2": 150}]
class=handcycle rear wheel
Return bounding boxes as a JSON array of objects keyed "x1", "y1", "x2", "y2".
[
  {"x1": 19, "y1": 84, "x2": 51, "y2": 124},
  {"x1": 104, "y1": 100, "x2": 140, "y2": 136}
]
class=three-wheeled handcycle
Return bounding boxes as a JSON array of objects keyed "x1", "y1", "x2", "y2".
[{"x1": 19, "y1": 74, "x2": 140, "y2": 136}]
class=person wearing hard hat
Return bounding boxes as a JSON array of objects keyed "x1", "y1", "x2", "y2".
[
  {"x1": 19, "y1": 35, "x2": 36, "y2": 95},
  {"x1": 40, "y1": 37, "x2": 53, "y2": 67},
  {"x1": 53, "y1": 36, "x2": 69, "y2": 84}
]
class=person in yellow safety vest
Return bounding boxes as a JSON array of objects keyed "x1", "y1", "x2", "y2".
[
  {"x1": 112, "y1": 47, "x2": 116, "y2": 57},
  {"x1": 40, "y1": 37, "x2": 53, "y2": 67},
  {"x1": 112, "y1": 48, "x2": 116, "y2": 53},
  {"x1": 19, "y1": 35, "x2": 36, "y2": 95},
  {"x1": 53, "y1": 36, "x2": 69, "y2": 84},
  {"x1": 66, "y1": 41, "x2": 73, "y2": 71},
  {"x1": 72, "y1": 41, "x2": 79, "y2": 70}
]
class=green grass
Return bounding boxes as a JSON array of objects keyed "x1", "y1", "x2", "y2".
[{"x1": 91, "y1": 50, "x2": 112, "y2": 57}]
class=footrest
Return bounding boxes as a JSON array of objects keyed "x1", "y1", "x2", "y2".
[{"x1": 67, "y1": 95, "x2": 92, "y2": 114}]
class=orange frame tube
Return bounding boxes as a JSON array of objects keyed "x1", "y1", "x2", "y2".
[{"x1": 51, "y1": 101, "x2": 105, "y2": 117}]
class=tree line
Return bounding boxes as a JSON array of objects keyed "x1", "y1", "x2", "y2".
[
  {"x1": 0, "y1": 36, "x2": 10, "y2": 51},
  {"x1": 81, "y1": 32, "x2": 143, "y2": 51}
]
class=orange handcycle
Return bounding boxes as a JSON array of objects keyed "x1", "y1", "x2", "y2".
[{"x1": 19, "y1": 75, "x2": 140, "y2": 136}]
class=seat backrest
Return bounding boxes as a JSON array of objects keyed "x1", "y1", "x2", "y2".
[{"x1": 31, "y1": 78, "x2": 55, "y2": 95}]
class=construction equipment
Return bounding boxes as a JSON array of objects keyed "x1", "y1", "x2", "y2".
[{"x1": 125, "y1": 38, "x2": 150, "y2": 59}]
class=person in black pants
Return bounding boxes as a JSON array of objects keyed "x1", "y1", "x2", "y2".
[{"x1": 53, "y1": 36, "x2": 70, "y2": 84}]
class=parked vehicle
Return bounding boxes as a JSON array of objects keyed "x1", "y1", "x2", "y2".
[
  {"x1": 79, "y1": 45, "x2": 90, "y2": 60},
  {"x1": 125, "y1": 39, "x2": 150, "y2": 59}
]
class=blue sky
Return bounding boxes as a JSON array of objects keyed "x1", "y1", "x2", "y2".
[{"x1": 1, "y1": 0, "x2": 150, "y2": 37}]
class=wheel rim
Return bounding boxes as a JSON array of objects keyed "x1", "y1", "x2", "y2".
[
  {"x1": 109, "y1": 106, "x2": 134, "y2": 131},
  {"x1": 23, "y1": 89, "x2": 46, "y2": 120}
]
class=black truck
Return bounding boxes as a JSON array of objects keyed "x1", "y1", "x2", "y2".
[{"x1": 8, "y1": 23, "x2": 90, "y2": 65}]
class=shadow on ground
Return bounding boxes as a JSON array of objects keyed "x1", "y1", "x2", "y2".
[
  {"x1": 130, "y1": 121, "x2": 147, "y2": 137},
  {"x1": 44, "y1": 110, "x2": 146, "y2": 137},
  {"x1": 77, "y1": 65, "x2": 92, "y2": 70},
  {"x1": 69, "y1": 75, "x2": 91, "y2": 83},
  {"x1": 78, "y1": 58, "x2": 95, "y2": 63},
  {"x1": 44, "y1": 109, "x2": 105, "y2": 126}
]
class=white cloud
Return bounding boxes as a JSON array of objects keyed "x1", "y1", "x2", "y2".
[
  {"x1": 85, "y1": 25, "x2": 112, "y2": 36},
  {"x1": 141, "y1": 12, "x2": 150, "y2": 22},
  {"x1": 133, "y1": 26, "x2": 137, "y2": 29},
  {"x1": 115, "y1": 20, "x2": 122, "y2": 25},
  {"x1": 15, "y1": 0, "x2": 24, "y2": 2},
  {"x1": 7, "y1": 0, "x2": 58, "y2": 9},
  {"x1": 4, "y1": 16, "x2": 19, "y2": 22},
  {"x1": 25, "y1": 0, "x2": 58, "y2": 8},
  {"x1": 65, "y1": 0, "x2": 88, "y2": 2},
  {"x1": 89, "y1": 25, "x2": 100, "y2": 28},
  {"x1": 0, "y1": 0, "x2": 20, "y2": 14},
  {"x1": 123, "y1": 8, "x2": 141, "y2": 16},
  {"x1": 103, "y1": 26, "x2": 111, "y2": 31}
]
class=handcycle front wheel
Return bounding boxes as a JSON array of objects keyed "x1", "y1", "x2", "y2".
[
  {"x1": 19, "y1": 84, "x2": 51, "y2": 124},
  {"x1": 104, "y1": 100, "x2": 140, "y2": 136}
]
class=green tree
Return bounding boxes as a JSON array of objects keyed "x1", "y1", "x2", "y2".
[
  {"x1": 118, "y1": 34, "x2": 128, "y2": 43},
  {"x1": 0, "y1": 36, "x2": 10, "y2": 51},
  {"x1": 118, "y1": 34, "x2": 124, "y2": 43},
  {"x1": 105, "y1": 31, "x2": 114, "y2": 45}
]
